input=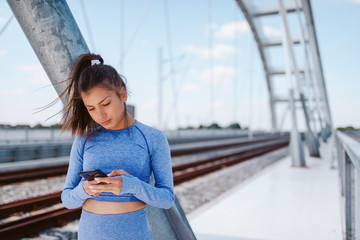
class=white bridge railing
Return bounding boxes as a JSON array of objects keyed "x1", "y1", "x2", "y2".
[{"x1": 336, "y1": 131, "x2": 360, "y2": 240}]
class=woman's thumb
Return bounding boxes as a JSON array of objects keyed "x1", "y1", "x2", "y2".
[
  {"x1": 107, "y1": 170, "x2": 120, "y2": 177},
  {"x1": 94, "y1": 177, "x2": 111, "y2": 183}
]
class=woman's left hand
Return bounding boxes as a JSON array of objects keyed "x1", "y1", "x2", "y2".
[{"x1": 89, "y1": 169, "x2": 130, "y2": 195}]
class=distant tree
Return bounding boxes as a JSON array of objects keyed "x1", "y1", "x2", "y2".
[
  {"x1": 33, "y1": 123, "x2": 44, "y2": 129},
  {"x1": 207, "y1": 123, "x2": 222, "y2": 129},
  {"x1": 198, "y1": 124, "x2": 205, "y2": 129},
  {"x1": 177, "y1": 125, "x2": 195, "y2": 130},
  {"x1": 15, "y1": 124, "x2": 30, "y2": 129},
  {"x1": 337, "y1": 126, "x2": 360, "y2": 131},
  {"x1": 49, "y1": 123, "x2": 62, "y2": 129},
  {"x1": 227, "y1": 122, "x2": 241, "y2": 129}
]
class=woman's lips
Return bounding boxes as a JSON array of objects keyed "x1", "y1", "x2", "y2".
[{"x1": 101, "y1": 119, "x2": 111, "y2": 125}]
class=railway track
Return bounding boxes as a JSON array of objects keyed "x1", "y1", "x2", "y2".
[
  {"x1": 173, "y1": 139, "x2": 289, "y2": 185},
  {"x1": 341, "y1": 129, "x2": 360, "y2": 143},
  {"x1": 0, "y1": 136, "x2": 289, "y2": 239},
  {"x1": 0, "y1": 135, "x2": 286, "y2": 184}
]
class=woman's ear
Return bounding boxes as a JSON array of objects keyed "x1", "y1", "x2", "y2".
[{"x1": 120, "y1": 87, "x2": 127, "y2": 102}]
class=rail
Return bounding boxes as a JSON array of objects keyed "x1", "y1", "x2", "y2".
[
  {"x1": 0, "y1": 128, "x2": 271, "y2": 145},
  {"x1": 0, "y1": 132, "x2": 282, "y2": 163},
  {"x1": 0, "y1": 142, "x2": 72, "y2": 163},
  {"x1": 336, "y1": 130, "x2": 360, "y2": 240},
  {"x1": 0, "y1": 139, "x2": 289, "y2": 239},
  {"x1": 0, "y1": 135, "x2": 287, "y2": 183}
]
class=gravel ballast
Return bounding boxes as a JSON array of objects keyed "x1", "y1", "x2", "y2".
[{"x1": 174, "y1": 147, "x2": 289, "y2": 214}]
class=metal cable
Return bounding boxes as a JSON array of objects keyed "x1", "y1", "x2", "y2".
[
  {"x1": 162, "y1": 0, "x2": 179, "y2": 129},
  {"x1": 0, "y1": 15, "x2": 14, "y2": 38},
  {"x1": 233, "y1": 5, "x2": 239, "y2": 123},
  {"x1": 119, "y1": 0, "x2": 125, "y2": 73},
  {"x1": 80, "y1": 0, "x2": 96, "y2": 51},
  {"x1": 208, "y1": 0, "x2": 214, "y2": 123},
  {"x1": 118, "y1": 0, "x2": 155, "y2": 68}
]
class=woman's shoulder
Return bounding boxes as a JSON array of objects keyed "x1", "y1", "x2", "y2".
[
  {"x1": 73, "y1": 126, "x2": 100, "y2": 143},
  {"x1": 135, "y1": 120, "x2": 166, "y2": 140},
  {"x1": 73, "y1": 132, "x2": 87, "y2": 144},
  {"x1": 134, "y1": 121, "x2": 169, "y2": 153}
]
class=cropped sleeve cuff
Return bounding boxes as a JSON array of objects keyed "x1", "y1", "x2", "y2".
[
  {"x1": 120, "y1": 174, "x2": 139, "y2": 195},
  {"x1": 74, "y1": 180, "x2": 92, "y2": 200}
]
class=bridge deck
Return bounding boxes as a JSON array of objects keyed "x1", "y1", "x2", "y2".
[{"x1": 188, "y1": 136, "x2": 343, "y2": 240}]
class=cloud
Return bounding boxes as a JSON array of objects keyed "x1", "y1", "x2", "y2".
[
  {"x1": 263, "y1": 26, "x2": 282, "y2": 38},
  {"x1": 180, "y1": 82, "x2": 201, "y2": 92},
  {"x1": 205, "y1": 24, "x2": 219, "y2": 39},
  {"x1": 0, "y1": 49, "x2": 6, "y2": 56},
  {"x1": 214, "y1": 22, "x2": 281, "y2": 40},
  {"x1": 331, "y1": 100, "x2": 360, "y2": 127},
  {"x1": 198, "y1": 65, "x2": 236, "y2": 85},
  {"x1": 213, "y1": 101, "x2": 225, "y2": 110},
  {"x1": 184, "y1": 44, "x2": 238, "y2": 60},
  {"x1": 14, "y1": 63, "x2": 50, "y2": 85},
  {"x1": 348, "y1": 0, "x2": 360, "y2": 3},
  {"x1": 215, "y1": 21, "x2": 250, "y2": 39}
]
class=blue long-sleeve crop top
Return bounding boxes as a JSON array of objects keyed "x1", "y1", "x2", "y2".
[{"x1": 61, "y1": 120, "x2": 175, "y2": 210}]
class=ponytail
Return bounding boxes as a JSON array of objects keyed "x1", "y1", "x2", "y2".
[{"x1": 58, "y1": 53, "x2": 129, "y2": 140}]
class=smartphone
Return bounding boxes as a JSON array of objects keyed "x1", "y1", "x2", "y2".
[{"x1": 78, "y1": 169, "x2": 107, "y2": 181}]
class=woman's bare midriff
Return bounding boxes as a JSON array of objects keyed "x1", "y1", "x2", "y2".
[{"x1": 83, "y1": 199, "x2": 147, "y2": 214}]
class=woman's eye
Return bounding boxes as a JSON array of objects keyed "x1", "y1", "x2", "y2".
[
  {"x1": 103, "y1": 102, "x2": 110, "y2": 106},
  {"x1": 88, "y1": 108, "x2": 94, "y2": 112}
]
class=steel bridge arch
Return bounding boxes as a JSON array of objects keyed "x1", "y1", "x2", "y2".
[{"x1": 235, "y1": 0, "x2": 332, "y2": 136}]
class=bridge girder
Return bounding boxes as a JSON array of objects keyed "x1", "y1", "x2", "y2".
[
  {"x1": 235, "y1": 0, "x2": 333, "y2": 161},
  {"x1": 235, "y1": 0, "x2": 332, "y2": 133}
]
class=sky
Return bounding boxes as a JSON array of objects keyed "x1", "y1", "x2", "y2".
[{"x1": 0, "y1": 0, "x2": 359, "y2": 131}]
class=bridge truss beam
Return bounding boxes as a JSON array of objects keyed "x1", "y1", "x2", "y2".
[{"x1": 235, "y1": 0, "x2": 333, "y2": 161}]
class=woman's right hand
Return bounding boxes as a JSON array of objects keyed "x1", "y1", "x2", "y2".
[{"x1": 82, "y1": 179, "x2": 102, "y2": 197}]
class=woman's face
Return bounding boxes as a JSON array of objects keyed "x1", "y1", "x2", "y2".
[{"x1": 81, "y1": 86, "x2": 127, "y2": 130}]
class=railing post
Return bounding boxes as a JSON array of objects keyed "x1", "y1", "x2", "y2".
[
  {"x1": 289, "y1": 89, "x2": 305, "y2": 167},
  {"x1": 336, "y1": 134, "x2": 345, "y2": 197},
  {"x1": 345, "y1": 152, "x2": 355, "y2": 239},
  {"x1": 14, "y1": 146, "x2": 20, "y2": 162},
  {"x1": 35, "y1": 146, "x2": 40, "y2": 160}
]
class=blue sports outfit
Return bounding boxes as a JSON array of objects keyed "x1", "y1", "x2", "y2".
[{"x1": 61, "y1": 120, "x2": 175, "y2": 239}]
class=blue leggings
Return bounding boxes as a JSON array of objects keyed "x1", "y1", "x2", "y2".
[{"x1": 78, "y1": 208, "x2": 152, "y2": 240}]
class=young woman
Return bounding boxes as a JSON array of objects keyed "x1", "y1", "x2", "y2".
[{"x1": 60, "y1": 53, "x2": 174, "y2": 239}]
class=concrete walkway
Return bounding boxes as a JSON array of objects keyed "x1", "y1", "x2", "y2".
[{"x1": 188, "y1": 137, "x2": 343, "y2": 240}]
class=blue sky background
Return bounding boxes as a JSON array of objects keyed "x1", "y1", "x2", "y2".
[{"x1": 0, "y1": 0, "x2": 359, "y2": 131}]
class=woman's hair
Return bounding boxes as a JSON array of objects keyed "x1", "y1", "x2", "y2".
[{"x1": 58, "y1": 53, "x2": 130, "y2": 140}]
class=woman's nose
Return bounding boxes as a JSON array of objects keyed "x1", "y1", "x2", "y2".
[{"x1": 98, "y1": 109, "x2": 107, "y2": 119}]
